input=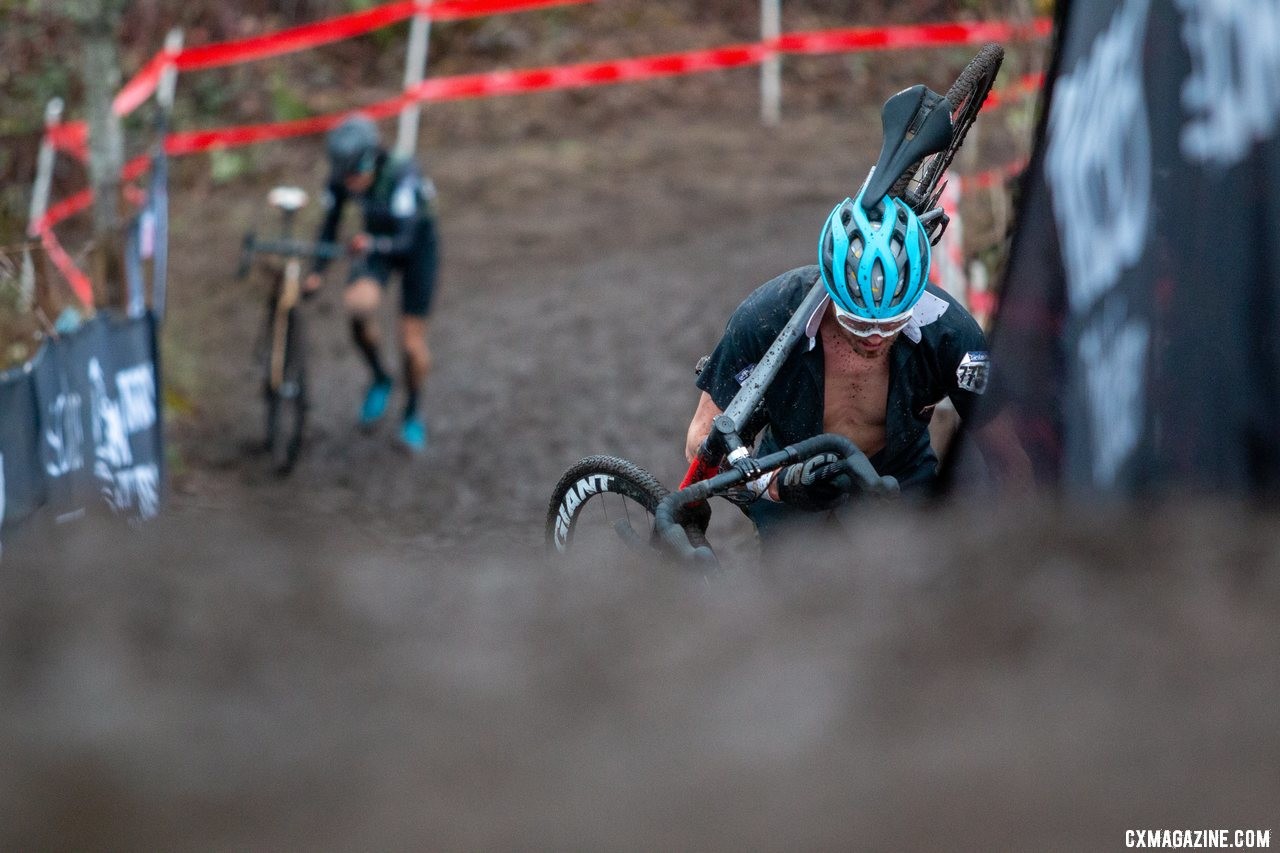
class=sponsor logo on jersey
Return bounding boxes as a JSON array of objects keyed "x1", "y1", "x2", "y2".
[
  {"x1": 391, "y1": 181, "x2": 418, "y2": 217},
  {"x1": 956, "y1": 351, "x2": 990, "y2": 394}
]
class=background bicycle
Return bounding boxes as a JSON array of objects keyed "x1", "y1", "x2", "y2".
[{"x1": 236, "y1": 186, "x2": 343, "y2": 475}]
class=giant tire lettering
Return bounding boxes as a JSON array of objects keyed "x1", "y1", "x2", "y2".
[{"x1": 544, "y1": 455, "x2": 668, "y2": 554}]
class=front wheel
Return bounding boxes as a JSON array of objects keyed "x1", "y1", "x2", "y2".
[{"x1": 545, "y1": 455, "x2": 669, "y2": 556}]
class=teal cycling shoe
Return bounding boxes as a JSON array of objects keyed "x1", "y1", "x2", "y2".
[
  {"x1": 399, "y1": 414, "x2": 428, "y2": 454},
  {"x1": 359, "y1": 378, "x2": 393, "y2": 427}
]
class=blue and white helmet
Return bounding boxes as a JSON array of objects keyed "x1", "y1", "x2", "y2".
[{"x1": 818, "y1": 187, "x2": 931, "y2": 320}]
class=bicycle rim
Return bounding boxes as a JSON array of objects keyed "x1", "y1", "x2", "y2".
[
  {"x1": 546, "y1": 455, "x2": 669, "y2": 557},
  {"x1": 890, "y1": 43, "x2": 1005, "y2": 214}
]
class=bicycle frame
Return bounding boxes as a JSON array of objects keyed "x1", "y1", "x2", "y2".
[
  {"x1": 240, "y1": 225, "x2": 342, "y2": 393},
  {"x1": 678, "y1": 278, "x2": 828, "y2": 490}
]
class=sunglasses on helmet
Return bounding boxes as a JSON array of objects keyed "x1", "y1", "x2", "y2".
[{"x1": 832, "y1": 304, "x2": 913, "y2": 339}]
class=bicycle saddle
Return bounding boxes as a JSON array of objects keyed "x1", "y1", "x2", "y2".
[
  {"x1": 267, "y1": 186, "x2": 309, "y2": 212},
  {"x1": 861, "y1": 84, "x2": 954, "y2": 209}
]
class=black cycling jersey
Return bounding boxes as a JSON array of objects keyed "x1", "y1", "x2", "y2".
[
  {"x1": 314, "y1": 152, "x2": 436, "y2": 270},
  {"x1": 696, "y1": 265, "x2": 990, "y2": 492},
  {"x1": 314, "y1": 151, "x2": 440, "y2": 316}
]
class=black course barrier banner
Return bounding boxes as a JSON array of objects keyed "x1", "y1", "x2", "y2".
[
  {"x1": 0, "y1": 313, "x2": 162, "y2": 553},
  {"x1": 0, "y1": 368, "x2": 45, "y2": 537},
  {"x1": 952, "y1": 0, "x2": 1280, "y2": 497}
]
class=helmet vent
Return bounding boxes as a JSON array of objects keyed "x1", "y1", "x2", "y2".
[{"x1": 818, "y1": 193, "x2": 930, "y2": 319}]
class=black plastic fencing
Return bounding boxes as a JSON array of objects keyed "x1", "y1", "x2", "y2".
[{"x1": 0, "y1": 313, "x2": 163, "y2": 554}]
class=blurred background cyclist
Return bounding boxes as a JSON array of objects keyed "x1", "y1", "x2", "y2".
[{"x1": 305, "y1": 114, "x2": 440, "y2": 454}]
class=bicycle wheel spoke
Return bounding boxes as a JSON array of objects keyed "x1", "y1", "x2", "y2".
[{"x1": 612, "y1": 518, "x2": 646, "y2": 549}]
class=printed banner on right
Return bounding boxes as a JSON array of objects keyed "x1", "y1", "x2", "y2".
[{"x1": 950, "y1": 0, "x2": 1280, "y2": 497}]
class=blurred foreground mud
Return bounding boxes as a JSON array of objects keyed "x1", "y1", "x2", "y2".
[{"x1": 2, "y1": 501, "x2": 1277, "y2": 849}]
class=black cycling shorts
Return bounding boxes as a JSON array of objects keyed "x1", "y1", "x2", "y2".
[{"x1": 347, "y1": 217, "x2": 439, "y2": 317}]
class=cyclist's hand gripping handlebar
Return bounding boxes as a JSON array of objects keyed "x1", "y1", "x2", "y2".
[
  {"x1": 775, "y1": 452, "x2": 850, "y2": 511},
  {"x1": 654, "y1": 433, "x2": 899, "y2": 566}
]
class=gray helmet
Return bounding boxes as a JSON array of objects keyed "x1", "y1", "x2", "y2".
[{"x1": 326, "y1": 115, "x2": 380, "y2": 179}]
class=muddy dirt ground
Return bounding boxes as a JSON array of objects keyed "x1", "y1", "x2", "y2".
[
  {"x1": 4, "y1": 50, "x2": 1278, "y2": 849},
  {"x1": 160, "y1": 54, "x2": 1028, "y2": 557}
]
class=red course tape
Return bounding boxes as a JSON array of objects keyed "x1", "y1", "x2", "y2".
[
  {"x1": 160, "y1": 18, "x2": 1048, "y2": 158},
  {"x1": 35, "y1": 156, "x2": 152, "y2": 305},
  {"x1": 114, "y1": 52, "x2": 171, "y2": 118},
  {"x1": 46, "y1": 0, "x2": 597, "y2": 157},
  {"x1": 175, "y1": 0, "x2": 593, "y2": 72},
  {"x1": 38, "y1": 228, "x2": 95, "y2": 307},
  {"x1": 36, "y1": 156, "x2": 152, "y2": 235},
  {"x1": 774, "y1": 18, "x2": 1051, "y2": 54},
  {"x1": 41, "y1": 11, "x2": 1051, "y2": 239},
  {"x1": 983, "y1": 72, "x2": 1045, "y2": 108},
  {"x1": 958, "y1": 157, "x2": 1029, "y2": 191}
]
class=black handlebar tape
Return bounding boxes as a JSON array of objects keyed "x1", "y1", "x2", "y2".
[
  {"x1": 813, "y1": 452, "x2": 898, "y2": 497},
  {"x1": 653, "y1": 433, "x2": 900, "y2": 562}
]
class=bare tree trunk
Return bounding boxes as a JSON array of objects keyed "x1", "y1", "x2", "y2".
[{"x1": 67, "y1": 0, "x2": 128, "y2": 309}]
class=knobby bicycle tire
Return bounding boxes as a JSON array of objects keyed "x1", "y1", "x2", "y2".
[
  {"x1": 265, "y1": 305, "x2": 307, "y2": 475},
  {"x1": 890, "y1": 43, "x2": 1005, "y2": 213},
  {"x1": 546, "y1": 455, "x2": 669, "y2": 554}
]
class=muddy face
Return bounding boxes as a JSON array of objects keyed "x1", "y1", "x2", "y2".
[{"x1": 847, "y1": 330, "x2": 899, "y2": 358}]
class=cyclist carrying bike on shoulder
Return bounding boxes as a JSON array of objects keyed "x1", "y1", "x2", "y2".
[
  {"x1": 686, "y1": 189, "x2": 999, "y2": 539},
  {"x1": 304, "y1": 114, "x2": 440, "y2": 454}
]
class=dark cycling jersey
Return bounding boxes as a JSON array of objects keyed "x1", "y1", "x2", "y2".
[
  {"x1": 314, "y1": 152, "x2": 439, "y2": 316},
  {"x1": 696, "y1": 265, "x2": 990, "y2": 494}
]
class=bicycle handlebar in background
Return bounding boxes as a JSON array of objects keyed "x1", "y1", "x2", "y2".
[
  {"x1": 237, "y1": 235, "x2": 344, "y2": 279},
  {"x1": 655, "y1": 433, "x2": 899, "y2": 566}
]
